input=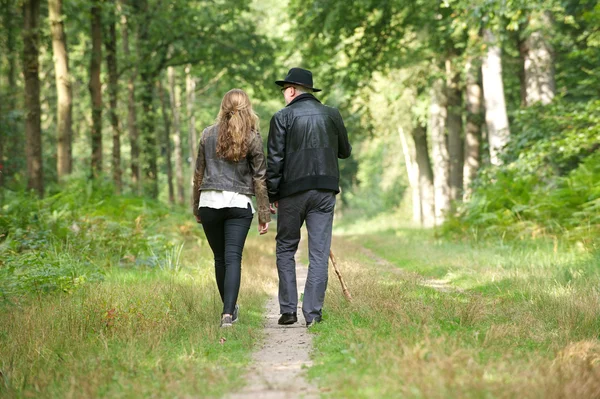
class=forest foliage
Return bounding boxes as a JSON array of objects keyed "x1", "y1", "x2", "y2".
[{"x1": 0, "y1": 0, "x2": 599, "y2": 303}]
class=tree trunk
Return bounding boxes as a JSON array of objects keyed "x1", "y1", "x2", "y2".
[
  {"x1": 518, "y1": 36, "x2": 528, "y2": 107},
  {"x1": 445, "y1": 58, "x2": 464, "y2": 203},
  {"x1": 411, "y1": 122, "x2": 435, "y2": 228},
  {"x1": 48, "y1": 0, "x2": 73, "y2": 181},
  {"x1": 104, "y1": 3, "x2": 122, "y2": 193},
  {"x1": 120, "y1": 6, "x2": 141, "y2": 193},
  {"x1": 398, "y1": 127, "x2": 421, "y2": 225},
  {"x1": 158, "y1": 79, "x2": 174, "y2": 204},
  {"x1": 89, "y1": 1, "x2": 103, "y2": 178},
  {"x1": 0, "y1": 82, "x2": 4, "y2": 196},
  {"x1": 463, "y1": 58, "x2": 483, "y2": 201},
  {"x1": 168, "y1": 66, "x2": 185, "y2": 205},
  {"x1": 429, "y1": 78, "x2": 450, "y2": 225},
  {"x1": 3, "y1": 2, "x2": 24, "y2": 185},
  {"x1": 23, "y1": 0, "x2": 44, "y2": 197},
  {"x1": 524, "y1": 11, "x2": 555, "y2": 106},
  {"x1": 140, "y1": 73, "x2": 158, "y2": 198},
  {"x1": 185, "y1": 65, "x2": 197, "y2": 163},
  {"x1": 481, "y1": 29, "x2": 510, "y2": 166}
]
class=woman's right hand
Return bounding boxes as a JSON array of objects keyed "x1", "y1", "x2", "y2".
[{"x1": 258, "y1": 222, "x2": 269, "y2": 235}]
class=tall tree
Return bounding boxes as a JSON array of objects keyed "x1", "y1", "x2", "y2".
[
  {"x1": 523, "y1": 10, "x2": 556, "y2": 106},
  {"x1": 185, "y1": 65, "x2": 197, "y2": 163},
  {"x1": 411, "y1": 121, "x2": 435, "y2": 228},
  {"x1": 0, "y1": 82, "x2": 4, "y2": 195},
  {"x1": 158, "y1": 79, "x2": 174, "y2": 204},
  {"x1": 104, "y1": 1, "x2": 122, "y2": 192},
  {"x1": 136, "y1": 0, "x2": 158, "y2": 198},
  {"x1": 463, "y1": 58, "x2": 482, "y2": 200},
  {"x1": 120, "y1": 5, "x2": 140, "y2": 193},
  {"x1": 126, "y1": 0, "x2": 275, "y2": 197},
  {"x1": 398, "y1": 127, "x2": 421, "y2": 225},
  {"x1": 445, "y1": 58, "x2": 464, "y2": 202},
  {"x1": 23, "y1": 0, "x2": 43, "y2": 197},
  {"x1": 2, "y1": 1, "x2": 21, "y2": 187},
  {"x1": 48, "y1": 0, "x2": 73, "y2": 180},
  {"x1": 481, "y1": 29, "x2": 510, "y2": 166},
  {"x1": 168, "y1": 66, "x2": 185, "y2": 205},
  {"x1": 89, "y1": 1, "x2": 103, "y2": 178},
  {"x1": 429, "y1": 78, "x2": 450, "y2": 225}
]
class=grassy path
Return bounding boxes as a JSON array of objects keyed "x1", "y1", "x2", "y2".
[
  {"x1": 304, "y1": 228, "x2": 600, "y2": 398},
  {"x1": 3, "y1": 193, "x2": 599, "y2": 399},
  {"x1": 226, "y1": 251, "x2": 318, "y2": 399},
  {"x1": 0, "y1": 208, "x2": 278, "y2": 398}
]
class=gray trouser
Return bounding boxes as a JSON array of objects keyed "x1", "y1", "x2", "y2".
[{"x1": 276, "y1": 189, "x2": 336, "y2": 323}]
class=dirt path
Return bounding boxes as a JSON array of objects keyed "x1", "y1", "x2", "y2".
[
  {"x1": 226, "y1": 255, "x2": 319, "y2": 399},
  {"x1": 358, "y1": 245, "x2": 462, "y2": 293}
]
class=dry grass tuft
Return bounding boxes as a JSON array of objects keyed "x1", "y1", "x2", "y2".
[{"x1": 547, "y1": 340, "x2": 600, "y2": 399}]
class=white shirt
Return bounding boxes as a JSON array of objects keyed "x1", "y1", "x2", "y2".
[{"x1": 199, "y1": 190, "x2": 255, "y2": 213}]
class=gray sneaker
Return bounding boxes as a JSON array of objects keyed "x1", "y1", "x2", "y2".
[
  {"x1": 220, "y1": 315, "x2": 233, "y2": 328},
  {"x1": 232, "y1": 304, "x2": 239, "y2": 324}
]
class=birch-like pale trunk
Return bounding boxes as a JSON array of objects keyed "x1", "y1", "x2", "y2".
[
  {"x1": 411, "y1": 122, "x2": 435, "y2": 228},
  {"x1": 89, "y1": 1, "x2": 103, "y2": 178},
  {"x1": 429, "y1": 78, "x2": 450, "y2": 225},
  {"x1": 185, "y1": 65, "x2": 197, "y2": 163},
  {"x1": 398, "y1": 127, "x2": 421, "y2": 225},
  {"x1": 120, "y1": 7, "x2": 140, "y2": 192},
  {"x1": 48, "y1": 0, "x2": 73, "y2": 180},
  {"x1": 524, "y1": 11, "x2": 555, "y2": 106},
  {"x1": 445, "y1": 58, "x2": 464, "y2": 203},
  {"x1": 158, "y1": 80, "x2": 174, "y2": 204},
  {"x1": 463, "y1": 58, "x2": 483, "y2": 201},
  {"x1": 168, "y1": 67, "x2": 185, "y2": 205},
  {"x1": 482, "y1": 29, "x2": 510, "y2": 166},
  {"x1": 23, "y1": 0, "x2": 44, "y2": 197}
]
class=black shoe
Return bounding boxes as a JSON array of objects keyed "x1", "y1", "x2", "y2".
[
  {"x1": 306, "y1": 317, "x2": 322, "y2": 328},
  {"x1": 278, "y1": 312, "x2": 298, "y2": 325}
]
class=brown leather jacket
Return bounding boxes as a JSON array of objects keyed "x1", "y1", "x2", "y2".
[{"x1": 192, "y1": 124, "x2": 271, "y2": 224}]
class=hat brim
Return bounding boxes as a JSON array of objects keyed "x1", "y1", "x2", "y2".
[{"x1": 275, "y1": 80, "x2": 322, "y2": 92}]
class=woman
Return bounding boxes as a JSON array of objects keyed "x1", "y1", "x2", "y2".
[{"x1": 192, "y1": 89, "x2": 271, "y2": 328}]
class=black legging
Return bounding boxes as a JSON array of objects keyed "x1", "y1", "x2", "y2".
[{"x1": 199, "y1": 205, "x2": 253, "y2": 315}]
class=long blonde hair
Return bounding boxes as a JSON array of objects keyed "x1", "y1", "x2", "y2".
[{"x1": 216, "y1": 89, "x2": 259, "y2": 162}]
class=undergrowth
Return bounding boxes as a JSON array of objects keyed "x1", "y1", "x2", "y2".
[
  {"x1": 446, "y1": 99, "x2": 600, "y2": 246},
  {"x1": 0, "y1": 178, "x2": 201, "y2": 300}
]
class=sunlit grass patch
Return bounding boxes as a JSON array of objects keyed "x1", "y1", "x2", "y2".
[
  {"x1": 0, "y1": 184, "x2": 278, "y2": 398},
  {"x1": 0, "y1": 234, "x2": 275, "y2": 398},
  {"x1": 307, "y1": 231, "x2": 600, "y2": 398}
]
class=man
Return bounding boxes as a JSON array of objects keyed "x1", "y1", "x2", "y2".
[{"x1": 267, "y1": 67, "x2": 352, "y2": 327}]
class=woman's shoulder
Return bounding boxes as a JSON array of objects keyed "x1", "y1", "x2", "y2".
[{"x1": 201, "y1": 124, "x2": 219, "y2": 138}]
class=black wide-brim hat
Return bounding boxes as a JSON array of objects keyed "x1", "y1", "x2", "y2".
[{"x1": 275, "y1": 67, "x2": 322, "y2": 92}]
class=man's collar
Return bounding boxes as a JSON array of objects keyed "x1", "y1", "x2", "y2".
[{"x1": 286, "y1": 93, "x2": 321, "y2": 107}]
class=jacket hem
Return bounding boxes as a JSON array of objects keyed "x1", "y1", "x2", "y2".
[{"x1": 274, "y1": 175, "x2": 339, "y2": 201}]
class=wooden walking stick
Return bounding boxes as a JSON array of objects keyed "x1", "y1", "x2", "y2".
[{"x1": 329, "y1": 250, "x2": 352, "y2": 302}]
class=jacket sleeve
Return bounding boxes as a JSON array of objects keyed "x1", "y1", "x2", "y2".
[
  {"x1": 192, "y1": 129, "x2": 207, "y2": 217},
  {"x1": 266, "y1": 113, "x2": 286, "y2": 202},
  {"x1": 334, "y1": 109, "x2": 352, "y2": 159},
  {"x1": 248, "y1": 132, "x2": 271, "y2": 224}
]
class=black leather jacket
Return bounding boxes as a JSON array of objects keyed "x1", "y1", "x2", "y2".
[
  {"x1": 192, "y1": 124, "x2": 271, "y2": 224},
  {"x1": 266, "y1": 94, "x2": 352, "y2": 202}
]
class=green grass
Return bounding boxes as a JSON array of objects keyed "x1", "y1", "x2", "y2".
[
  {"x1": 0, "y1": 182, "x2": 277, "y2": 398},
  {"x1": 309, "y1": 228, "x2": 600, "y2": 398}
]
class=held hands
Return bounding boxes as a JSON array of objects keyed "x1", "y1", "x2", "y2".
[
  {"x1": 269, "y1": 202, "x2": 278, "y2": 214},
  {"x1": 258, "y1": 222, "x2": 269, "y2": 235},
  {"x1": 195, "y1": 214, "x2": 201, "y2": 224}
]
